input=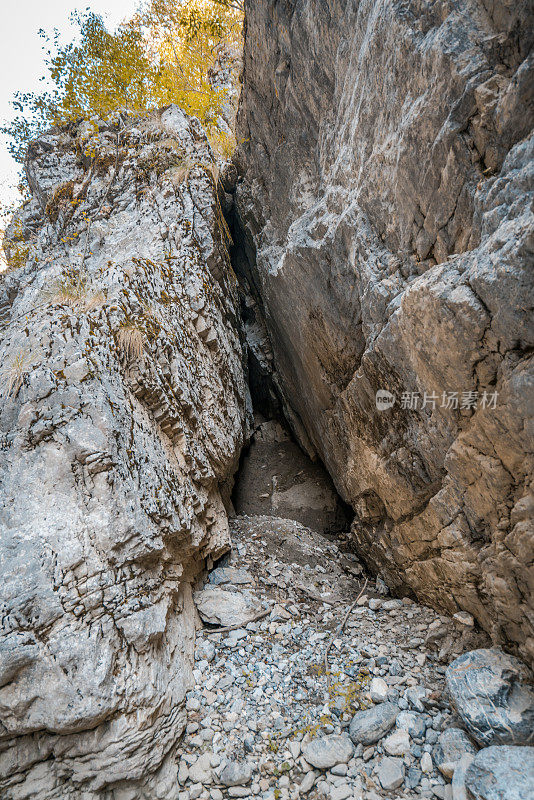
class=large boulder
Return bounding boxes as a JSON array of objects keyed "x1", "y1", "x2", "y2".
[
  {"x1": 446, "y1": 649, "x2": 534, "y2": 746},
  {"x1": 464, "y1": 746, "x2": 534, "y2": 800},
  {"x1": 194, "y1": 585, "x2": 261, "y2": 627},
  {"x1": 236, "y1": 0, "x2": 534, "y2": 663},
  {"x1": 301, "y1": 734, "x2": 354, "y2": 769},
  {"x1": 0, "y1": 107, "x2": 248, "y2": 799}
]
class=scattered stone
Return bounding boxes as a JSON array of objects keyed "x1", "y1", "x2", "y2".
[
  {"x1": 196, "y1": 640, "x2": 216, "y2": 663},
  {"x1": 464, "y1": 745, "x2": 534, "y2": 800},
  {"x1": 174, "y1": 516, "x2": 479, "y2": 800},
  {"x1": 421, "y1": 752, "x2": 433, "y2": 773},
  {"x1": 330, "y1": 763, "x2": 348, "y2": 776},
  {"x1": 209, "y1": 567, "x2": 253, "y2": 585},
  {"x1": 302, "y1": 735, "x2": 354, "y2": 769},
  {"x1": 405, "y1": 766, "x2": 422, "y2": 790},
  {"x1": 369, "y1": 598, "x2": 383, "y2": 611},
  {"x1": 349, "y1": 703, "x2": 398, "y2": 744},
  {"x1": 219, "y1": 761, "x2": 253, "y2": 787},
  {"x1": 382, "y1": 600, "x2": 403, "y2": 611},
  {"x1": 446, "y1": 649, "x2": 534, "y2": 746},
  {"x1": 384, "y1": 729, "x2": 411, "y2": 755},
  {"x1": 228, "y1": 788, "x2": 250, "y2": 798},
  {"x1": 378, "y1": 756, "x2": 405, "y2": 791},
  {"x1": 433, "y1": 727, "x2": 477, "y2": 778},
  {"x1": 299, "y1": 771, "x2": 317, "y2": 793},
  {"x1": 188, "y1": 753, "x2": 212, "y2": 784},
  {"x1": 362, "y1": 747, "x2": 374, "y2": 762},
  {"x1": 289, "y1": 740, "x2": 301, "y2": 760},
  {"x1": 406, "y1": 686, "x2": 429, "y2": 712},
  {"x1": 330, "y1": 785, "x2": 353, "y2": 800},
  {"x1": 370, "y1": 677, "x2": 389, "y2": 703},
  {"x1": 396, "y1": 711, "x2": 426, "y2": 739},
  {"x1": 453, "y1": 612, "x2": 474, "y2": 627}
]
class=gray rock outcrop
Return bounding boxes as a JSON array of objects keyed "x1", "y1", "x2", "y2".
[
  {"x1": 446, "y1": 649, "x2": 534, "y2": 746},
  {"x1": 464, "y1": 745, "x2": 534, "y2": 800},
  {"x1": 235, "y1": 0, "x2": 534, "y2": 662},
  {"x1": 0, "y1": 106, "x2": 248, "y2": 799}
]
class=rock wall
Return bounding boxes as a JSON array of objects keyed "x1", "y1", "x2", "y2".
[
  {"x1": 0, "y1": 106, "x2": 248, "y2": 799},
  {"x1": 235, "y1": 0, "x2": 534, "y2": 662}
]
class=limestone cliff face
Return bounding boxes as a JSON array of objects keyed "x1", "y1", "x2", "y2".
[
  {"x1": 235, "y1": 0, "x2": 534, "y2": 662},
  {"x1": 0, "y1": 107, "x2": 248, "y2": 798}
]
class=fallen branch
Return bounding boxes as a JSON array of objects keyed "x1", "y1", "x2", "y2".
[
  {"x1": 324, "y1": 577, "x2": 369, "y2": 683},
  {"x1": 203, "y1": 606, "x2": 272, "y2": 634}
]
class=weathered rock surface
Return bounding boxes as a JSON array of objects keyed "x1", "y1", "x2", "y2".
[
  {"x1": 0, "y1": 106, "x2": 248, "y2": 798},
  {"x1": 452, "y1": 753, "x2": 476, "y2": 800},
  {"x1": 464, "y1": 745, "x2": 534, "y2": 800},
  {"x1": 446, "y1": 649, "x2": 534, "y2": 746},
  {"x1": 236, "y1": 0, "x2": 534, "y2": 662}
]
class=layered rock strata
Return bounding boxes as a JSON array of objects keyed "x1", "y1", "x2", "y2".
[
  {"x1": 0, "y1": 106, "x2": 248, "y2": 799},
  {"x1": 235, "y1": 0, "x2": 534, "y2": 662}
]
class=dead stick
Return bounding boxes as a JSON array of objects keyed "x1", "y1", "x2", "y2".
[{"x1": 324, "y1": 577, "x2": 369, "y2": 683}]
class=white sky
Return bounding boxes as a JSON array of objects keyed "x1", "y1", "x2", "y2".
[{"x1": 0, "y1": 0, "x2": 140, "y2": 211}]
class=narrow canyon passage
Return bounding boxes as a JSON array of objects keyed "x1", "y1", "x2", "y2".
[{"x1": 0, "y1": 0, "x2": 532, "y2": 798}]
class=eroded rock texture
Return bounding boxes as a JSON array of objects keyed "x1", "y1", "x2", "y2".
[
  {"x1": 236, "y1": 0, "x2": 534, "y2": 661},
  {"x1": 0, "y1": 106, "x2": 248, "y2": 798}
]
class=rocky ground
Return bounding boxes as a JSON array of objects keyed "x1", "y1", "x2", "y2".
[{"x1": 173, "y1": 513, "x2": 533, "y2": 800}]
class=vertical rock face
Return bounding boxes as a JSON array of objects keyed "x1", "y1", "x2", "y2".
[
  {"x1": 0, "y1": 106, "x2": 248, "y2": 798},
  {"x1": 236, "y1": 1, "x2": 534, "y2": 662}
]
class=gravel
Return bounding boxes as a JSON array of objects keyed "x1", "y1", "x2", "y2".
[{"x1": 172, "y1": 515, "x2": 492, "y2": 800}]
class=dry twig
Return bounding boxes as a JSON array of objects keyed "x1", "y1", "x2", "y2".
[{"x1": 324, "y1": 577, "x2": 369, "y2": 682}]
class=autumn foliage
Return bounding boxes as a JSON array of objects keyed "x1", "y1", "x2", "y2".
[{"x1": 2, "y1": 0, "x2": 243, "y2": 169}]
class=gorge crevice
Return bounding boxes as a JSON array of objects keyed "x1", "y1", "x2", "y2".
[{"x1": 0, "y1": 1, "x2": 532, "y2": 797}]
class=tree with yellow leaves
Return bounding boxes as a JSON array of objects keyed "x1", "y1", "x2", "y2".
[{"x1": 2, "y1": 0, "x2": 243, "y2": 171}]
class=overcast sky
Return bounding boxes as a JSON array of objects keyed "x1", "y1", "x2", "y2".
[{"x1": 0, "y1": 0, "x2": 140, "y2": 211}]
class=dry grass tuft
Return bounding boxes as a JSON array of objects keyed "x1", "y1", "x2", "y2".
[
  {"x1": 169, "y1": 155, "x2": 197, "y2": 186},
  {"x1": 47, "y1": 273, "x2": 105, "y2": 311},
  {"x1": 0, "y1": 348, "x2": 37, "y2": 398},
  {"x1": 117, "y1": 323, "x2": 144, "y2": 360}
]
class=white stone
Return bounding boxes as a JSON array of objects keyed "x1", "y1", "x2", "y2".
[
  {"x1": 369, "y1": 677, "x2": 389, "y2": 703},
  {"x1": 383, "y1": 729, "x2": 411, "y2": 756},
  {"x1": 421, "y1": 752, "x2": 433, "y2": 773}
]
